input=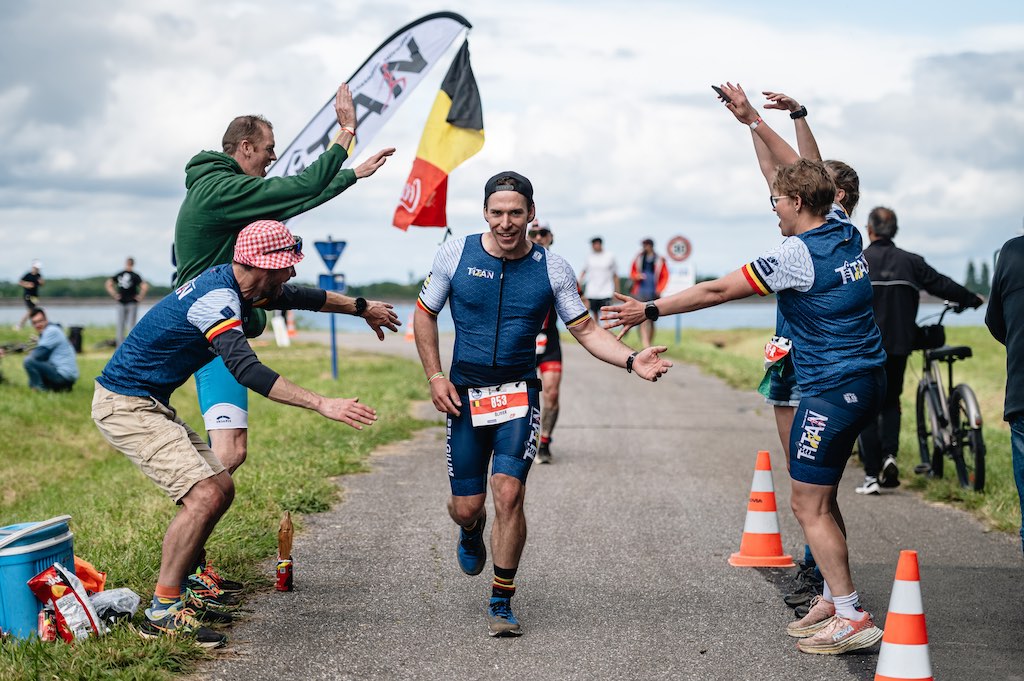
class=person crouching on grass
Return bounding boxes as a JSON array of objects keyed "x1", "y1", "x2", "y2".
[{"x1": 92, "y1": 219, "x2": 399, "y2": 647}]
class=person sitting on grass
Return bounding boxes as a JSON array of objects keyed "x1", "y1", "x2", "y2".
[{"x1": 23, "y1": 307, "x2": 78, "y2": 392}]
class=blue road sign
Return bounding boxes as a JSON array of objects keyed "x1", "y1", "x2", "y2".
[
  {"x1": 314, "y1": 239, "x2": 347, "y2": 273},
  {"x1": 319, "y1": 273, "x2": 346, "y2": 293}
]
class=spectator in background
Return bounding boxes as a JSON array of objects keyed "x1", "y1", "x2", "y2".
[
  {"x1": 23, "y1": 307, "x2": 78, "y2": 392},
  {"x1": 855, "y1": 207, "x2": 984, "y2": 495},
  {"x1": 106, "y1": 257, "x2": 150, "y2": 346},
  {"x1": 629, "y1": 238, "x2": 669, "y2": 346},
  {"x1": 985, "y1": 235, "x2": 1024, "y2": 555},
  {"x1": 579, "y1": 237, "x2": 618, "y2": 320},
  {"x1": 16, "y1": 260, "x2": 44, "y2": 330}
]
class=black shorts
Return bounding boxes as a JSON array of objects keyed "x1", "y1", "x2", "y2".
[
  {"x1": 446, "y1": 387, "x2": 542, "y2": 496},
  {"x1": 789, "y1": 369, "x2": 885, "y2": 485}
]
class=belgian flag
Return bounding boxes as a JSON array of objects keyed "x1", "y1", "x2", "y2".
[{"x1": 393, "y1": 41, "x2": 484, "y2": 230}]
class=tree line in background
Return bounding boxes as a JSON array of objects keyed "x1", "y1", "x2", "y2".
[{"x1": 964, "y1": 260, "x2": 992, "y2": 296}]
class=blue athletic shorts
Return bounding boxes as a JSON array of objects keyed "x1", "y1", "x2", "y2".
[
  {"x1": 765, "y1": 354, "x2": 802, "y2": 407},
  {"x1": 446, "y1": 387, "x2": 541, "y2": 496},
  {"x1": 789, "y1": 369, "x2": 885, "y2": 486},
  {"x1": 195, "y1": 357, "x2": 248, "y2": 431}
]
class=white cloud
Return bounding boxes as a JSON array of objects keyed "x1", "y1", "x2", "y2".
[{"x1": 1, "y1": 0, "x2": 1023, "y2": 289}]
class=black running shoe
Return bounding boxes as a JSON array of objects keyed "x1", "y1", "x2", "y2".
[
  {"x1": 537, "y1": 444, "x2": 552, "y2": 465},
  {"x1": 139, "y1": 602, "x2": 226, "y2": 648},
  {"x1": 879, "y1": 456, "x2": 901, "y2": 488},
  {"x1": 185, "y1": 573, "x2": 241, "y2": 613},
  {"x1": 198, "y1": 561, "x2": 244, "y2": 595}
]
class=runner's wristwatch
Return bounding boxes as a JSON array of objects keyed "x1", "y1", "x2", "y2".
[
  {"x1": 354, "y1": 297, "x2": 367, "y2": 316},
  {"x1": 625, "y1": 351, "x2": 639, "y2": 374},
  {"x1": 644, "y1": 301, "x2": 660, "y2": 321}
]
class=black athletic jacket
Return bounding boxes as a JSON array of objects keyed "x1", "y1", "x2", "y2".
[
  {"x1": 986, "y1": 236, "x2": 1024, "y2": 420},
  {"x1": 863, "y1": 238, "x2": 983, "y2": 356}
]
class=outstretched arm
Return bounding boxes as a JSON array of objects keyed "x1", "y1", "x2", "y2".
[
  {"x1": 209, "y1": 330, "x2": 376, "y2": 429},
  {"x1": 567, "y1": 318, "x2": 672, "y2": 382},
  {"x1": 601, "y1": 269, "x2": 754, "y2": 339}
]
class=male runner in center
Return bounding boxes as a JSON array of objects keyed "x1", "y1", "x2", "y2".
[{"x1": 415, "y1": 171, "x2": 672, "y2": 637}]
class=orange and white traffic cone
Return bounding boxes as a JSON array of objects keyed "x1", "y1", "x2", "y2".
[
  {"x1": 875, "y1": 550, "x2": 932, "y2": 681},
  {"x1": 729, "y1": 450, "x2": 794, "y2": 567},
  {"x1": 286, "y1": 310, "x2": 297, "y2": 337},
  {"x1": 404, "y1": 312, "x2": 415, "y2": 343}
]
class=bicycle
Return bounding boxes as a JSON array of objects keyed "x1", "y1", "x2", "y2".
[{"x1": 913, "y1": 301, "x2": 986, "y2": 491}]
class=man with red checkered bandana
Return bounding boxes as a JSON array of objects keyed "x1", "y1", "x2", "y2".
[{"x1": 93, "y1": 220, "x2": 399, "y2": 647}]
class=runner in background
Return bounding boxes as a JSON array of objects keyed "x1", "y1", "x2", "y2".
[{"x1": 529, "y1": 220, "x2": 561, "y2": 464}]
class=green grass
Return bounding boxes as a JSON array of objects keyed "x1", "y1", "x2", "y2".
[
  {"x1": 654, "y1": 326, "x2": 1019, "y2": 535},
  {"x1": 0, "y1": 329, "x2": 429, "y2": 680}
]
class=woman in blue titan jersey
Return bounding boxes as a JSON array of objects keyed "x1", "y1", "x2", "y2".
[{"x1": 603, "y1": 159, "x2": 887, "y2": 656}]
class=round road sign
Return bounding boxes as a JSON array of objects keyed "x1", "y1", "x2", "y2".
[{"x1": 666, "y1": 235, "x2": 692, "y2": 262}]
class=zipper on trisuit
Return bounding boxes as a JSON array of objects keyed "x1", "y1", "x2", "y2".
[{"x1": 492, "y1": 259, "x2": 507, "y2": 367}]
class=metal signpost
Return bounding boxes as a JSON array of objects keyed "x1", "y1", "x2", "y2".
[
  {"x1": 314, "y1": 237, "x2": 347, "y2": 380},
  {"x1": 663, "y1": 235, "x2": 695, "y2": 345}
]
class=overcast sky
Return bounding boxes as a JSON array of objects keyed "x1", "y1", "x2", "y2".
[{"x1": 2, "y1": 0, "x2": 1023, "y2": 288}]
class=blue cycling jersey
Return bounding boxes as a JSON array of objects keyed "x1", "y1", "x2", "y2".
[
  {"x1": 743, "y1": 214, "x2": 886, "y2": 396},
  {"x1": 418, "y1": 235, "x2": 589, "y2": 387},
  {"x1": 98, "y1": 265, "x2": 251, "y2": 404}
]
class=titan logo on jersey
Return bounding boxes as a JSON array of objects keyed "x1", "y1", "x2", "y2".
[
  {"x1": 756, "y1": 256, "x2": 780, "y2": 276},
  {"x1": 175, "y1": 279, "x2": 196, "y2": 300},
  {"x1": 467, "y1": 267, "x2": 495, "y2": 279},
  {"x1": 796, "y1": 410, "x2": 829, "y2": 461},
  {"x1": 522, "y1": 406, "x2": 541, "y2": 460},
  {"x1": 834, "y1": 255, "x2": 869, "y2": 284}
]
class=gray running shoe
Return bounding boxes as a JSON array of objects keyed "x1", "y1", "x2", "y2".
[
  {"x1": 537, "y1": 443, "x2": 552, "y2": 465},
  {"x1": 797, "y1": 613, "x2": 883, "y2": 654},
  {"x1": 787, "y1": 595, "x2": 836, "y2": 638}
]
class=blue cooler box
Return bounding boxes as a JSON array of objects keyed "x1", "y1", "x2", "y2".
[{"x1": 0, "y1": 515, "x2": 74, "y2": 639}]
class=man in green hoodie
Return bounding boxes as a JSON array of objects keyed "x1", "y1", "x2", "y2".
[{"x1": 173, "y1": 84, "x2": 396, "y2": 597}]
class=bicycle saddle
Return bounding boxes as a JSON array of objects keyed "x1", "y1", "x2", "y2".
[{"x1": 925, "y1": 345, "x2": 972, "y2": 362}]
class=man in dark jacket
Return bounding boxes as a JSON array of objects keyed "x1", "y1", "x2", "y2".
[
  {"x1": 985, "y1": 235, "x2": 1024, "y2": 554},
  {"x1": 172, "y1": 84, "x2": 395, "y2": 597},
  {"x1": 855, "y1": 207, "x2": 983, "y2": 495}
]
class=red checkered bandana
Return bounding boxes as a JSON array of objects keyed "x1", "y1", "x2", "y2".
[{"x1": 234, "y1": 220, "x2": 305, "y2": 270}]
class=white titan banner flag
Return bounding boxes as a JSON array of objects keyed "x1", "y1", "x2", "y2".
[{"x1": 266, "y1": 12, "x2": 471, "y2": 179}]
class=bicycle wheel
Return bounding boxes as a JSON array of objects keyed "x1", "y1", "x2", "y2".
[
  {"x1": 950, "y1": 386, "x2": 986, "y2": 491},
  {"x1": 915, "y1": 382, "x2": 945, "y2": 477}
]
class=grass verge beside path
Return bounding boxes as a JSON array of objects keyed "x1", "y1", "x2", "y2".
[
  {"x1": 652, "y1": 326, "x2": 1019, "y2": 536},
  {"x1": 0, "y1": 332, "x2": 429, "y2": 680}
]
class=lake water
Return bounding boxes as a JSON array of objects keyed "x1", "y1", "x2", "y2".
[{"x1": 0, "y1": 300, "x2": 989, "y2": 334}]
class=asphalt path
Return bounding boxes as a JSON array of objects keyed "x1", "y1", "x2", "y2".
[{"x1": 205, "y1": 333, "x2": 1022, "y2": 681}]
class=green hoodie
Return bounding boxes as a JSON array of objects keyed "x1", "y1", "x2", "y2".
[{"x1": 173, "y1": 143, "x2": 356, "y2": 285}]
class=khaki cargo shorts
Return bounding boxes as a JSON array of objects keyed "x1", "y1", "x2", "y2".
[{"x1": 92, "y1": 382, "x2": 225, "y2": 503}]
